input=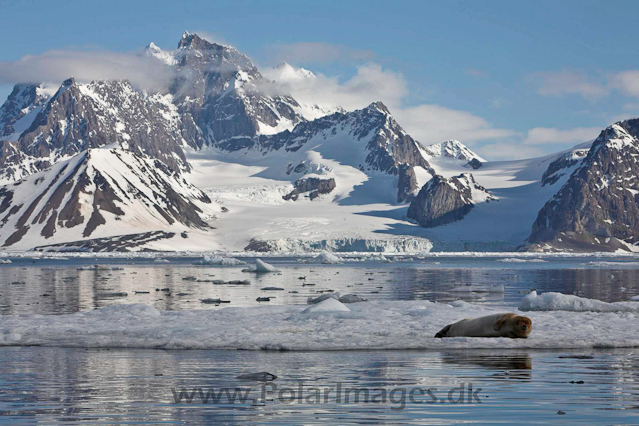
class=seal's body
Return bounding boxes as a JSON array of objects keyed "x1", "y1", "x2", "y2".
[{"x1": 435, "y1": 313, "x2": 532, "y2": 339}]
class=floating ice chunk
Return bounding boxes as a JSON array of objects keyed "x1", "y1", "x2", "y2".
[
  {"x1": 369, "y1": 253, "x2": 392, "y2": 263},
  {"x1": 588, "y1": 261, "x2": 639, "y2": 267},
  {"x1": 314, "y1": 252, "x2": 343, "y2": 264},
  {"x1": 0, "y1": 259, "x2": 12, "y2": 264},
  {"x1": 3, "y1": 300, "x2": 639, "y2": 350},
  {"x1": 490, "y1": 284, "x2": 505, "y2": 293},
  {"x1": 194, "y1": 255, "x2": 246, "y2": 266},
  {"x1": 254, "y1": 259, "x2": 279, "y2": 272},
  {"x1": 496, "y1": 258, "x2": 546, "y2": 263},
  {"x1": 302, "y1": 298, "x2": 350, "y2": 314},
  {"x1": 521, "y1": 291, "x2": 639, "y2": 312},
  {"x1": 631, "y1": 295, "x2": 639, "y2": 301}
]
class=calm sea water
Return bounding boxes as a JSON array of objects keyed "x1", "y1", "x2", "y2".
[{"x1": 0, "y1": 255, "x2": 638, "y2": 424}]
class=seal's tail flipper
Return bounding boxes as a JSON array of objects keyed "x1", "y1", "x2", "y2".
[{"x1": 434, "y1": 324, "x2": 451, "y2": 338}]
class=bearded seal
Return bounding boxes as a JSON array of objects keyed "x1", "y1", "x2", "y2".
[{"x1": 434, "y1": 313, "x2": 532, "y2": 338}]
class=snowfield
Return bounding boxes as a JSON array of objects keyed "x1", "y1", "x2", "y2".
[{"x1": 2, "y1": 295, "x2": 639, "y2": 350}]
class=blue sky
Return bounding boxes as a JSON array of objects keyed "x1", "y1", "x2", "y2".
[{"x1": 1, "y1": 0, "x2": 638, "y2": 159}]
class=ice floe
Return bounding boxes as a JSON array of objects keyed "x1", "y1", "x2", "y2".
[
  {"x1": 520, "y1": 291, "x2": 639, "y2": 313},
  {"x1": 194, "y1": 255, "x2": 246, "y2": 266},
  {"x1": 314, "y1": 252, "x2": 343, "y2": 264},
  {"x1": 2, "y1": 294, "x2": 639, "y2": 350}
]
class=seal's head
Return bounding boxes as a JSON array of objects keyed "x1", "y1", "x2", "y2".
[{"x1": 513, "y1": 315, "x2": 532, "y2": 338}]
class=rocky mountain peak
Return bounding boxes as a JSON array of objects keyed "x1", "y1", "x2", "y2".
[
  {"x1": 407, "y1": 172, "x2": 495, "y2": 228},
  {"x1": 178, "y1": 32, "x2": 214, "y2": 51},
  {"x1": 527, "y1": 122, "x2": 639, "y2": 251},
  {"x1": 422, "y1": 139, "x2": 486, "y2": 163},
  {"x1": 367, "y1": 101, "x2": 391, "y2": 115}
]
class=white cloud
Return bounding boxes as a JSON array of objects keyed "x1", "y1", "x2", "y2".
[
  {"x1": 266, "y1": 42, "x2": 375, "y2": 65},
  {"x1": 0, "y1": 50, "x2": 173, "y2": 92},
  {"x1": 477, "y1": 143, "x2": 546, "y2": 161},
  {"x1": 523, "y1": 126, "x2": 601, "y2": 145},
  {"x1": 393, "y1": 104, "x2": 516, "y2": 145},
  {"x1": 527, "y1": 71, "x2": 608, "y2": 100},
  {"x1": 263, "y1": 62, "x2": 514, "y2": 146},
  {"x1": 262, "y1": 63, "x2": 407, "y2": 111},
  {"x1": 611, "y1": 71, "x2": 639, "y2": 98}
]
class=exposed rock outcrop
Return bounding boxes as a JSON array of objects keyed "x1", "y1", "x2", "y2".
[
  {"x1": 397, "y1": 164, "x2": 418, "y2": 203},
  {"x1": 283, "y1": 177, "x2": 336, "y2": 201},
  {"x1": 540, "y1": 147, "x2": 589, "y2": 186},
  {"x1": 407, "y1": 173, "x2": 495, "y2": 228},
  {"x1": 466, "y1": 158, "x2": 483, "y2": 170},
  {"x1": 528, "y1": 122, "x2": 639, "y2": 251},
  {"x1": 0, "y1": 148, "x2": 214, "y2": 249}
]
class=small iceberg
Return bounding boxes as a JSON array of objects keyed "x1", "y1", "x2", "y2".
[
  {"x1": 194, "y1": 255, "x2": 246, "y2": 266},
  {"x1": 314, "y1": 252, "x2": 343, "y2": 264},
  {"x1": 0, "y1": 259, "x2": 12, "y2": 264},
  {"x1": 302, "y1": 298, "x2": 351, "y2": 314},
  {"x1": 243, "y1": 259, "x2": 280, "y2": 273},
  {"x1": 521, "y1": 291, "x2": 639, "y2": 313}
]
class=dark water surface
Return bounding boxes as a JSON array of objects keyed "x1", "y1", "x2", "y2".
[
  {"x1": 0, "y1": 255, "x2": 638, "y2": 424},
  {"x1": 0, "y1": 255, "x2": 637, "y2": 315}
]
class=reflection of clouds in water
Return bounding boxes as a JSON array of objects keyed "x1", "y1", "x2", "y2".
[
  {"x1": 2, "y1": 348, "x2": 639, "y2": 423},
  {"x1": 0, "y1": 258, "x2": 637, "y2": 316}
]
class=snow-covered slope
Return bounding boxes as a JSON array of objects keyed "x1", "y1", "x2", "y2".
[
  {"x1": 0, "y1": 148, "x2": 219, "y2": 251},
  {"x1": 422, "y1": 139, "x2": 486, "y2": 163},
  {"x1": 0, "y1": 31, "x2": 627, "y2": 253}
]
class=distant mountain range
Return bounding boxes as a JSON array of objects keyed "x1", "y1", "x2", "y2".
[{"x1": 0, "y1": 31, "x2": 636, "y2": 253}]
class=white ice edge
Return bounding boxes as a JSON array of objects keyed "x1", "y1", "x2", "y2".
[
  {"x1": 3, "y1": 251, "x2": 639, "y2": 260},
  {"x1": 2, "y1": 296, "x2": 639, "y2": 351}
]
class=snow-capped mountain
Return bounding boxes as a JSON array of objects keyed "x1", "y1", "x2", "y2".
[
  {"x1": 528, "y1": 121, "x2": 639, "y2": 252},
  {"x1": 0, "y1": 83, "x2": 56, "y2": 141},
  {"x1": 158, "y1": 32, "x2": 311, "y2": 147},
  {"x1": 540, "y1": 143, "x2": 590, "y2": 187},
  {"x1": 0, "y1": 31, "x2": 635, "y2": 253},
  {"x1": 421, "y1": 140, "x2": 486, "y2": 163},
  {"x1": 0, "y1": 148, "x2": 217, "y2": 251},
  {"x1": 0, "y1": 77, "x2": 192, "y2": 184},
  {"x1": 205, "y1": 101, "x2": 435, "y2": 204}
]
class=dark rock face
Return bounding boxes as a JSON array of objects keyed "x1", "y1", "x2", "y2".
[
  {"x1": 541, "y1": 148, "x2": 588, "y2": 186},
  {"x1": 0, "y1": 149, "x2": 212, "y2": 248},
  {"x1": 528, "y1": 122, "x2": 639, "y2": 251},
  {"x1": 397, "y1": 164, "x2": 418, "y2": 203},
  {"x1": 169, "y1": 32, "x2": 305, "y2": 148},
  {"x1": 283, "y1": 177, "x2": 336, "y2": 201},
  {"x1": 466, "y1": 158, "x2": 483, "y2": 170},
  {"x1": 18, "y1": 79, "x2": 189, "y2": 172},
  {"x1": 248, "y1": 102, "x2": 434, "y2": 176},
  {"x1": 0, "y1": 84, "x2": 51, "y2": 139},
  {"x1": 407, "y1": 173, "x2": 494, "y2": 228}
]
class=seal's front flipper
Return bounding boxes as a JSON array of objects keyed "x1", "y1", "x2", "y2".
[{"x1": 435, "y1": 324, "x2": 451, "y2": 338}]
